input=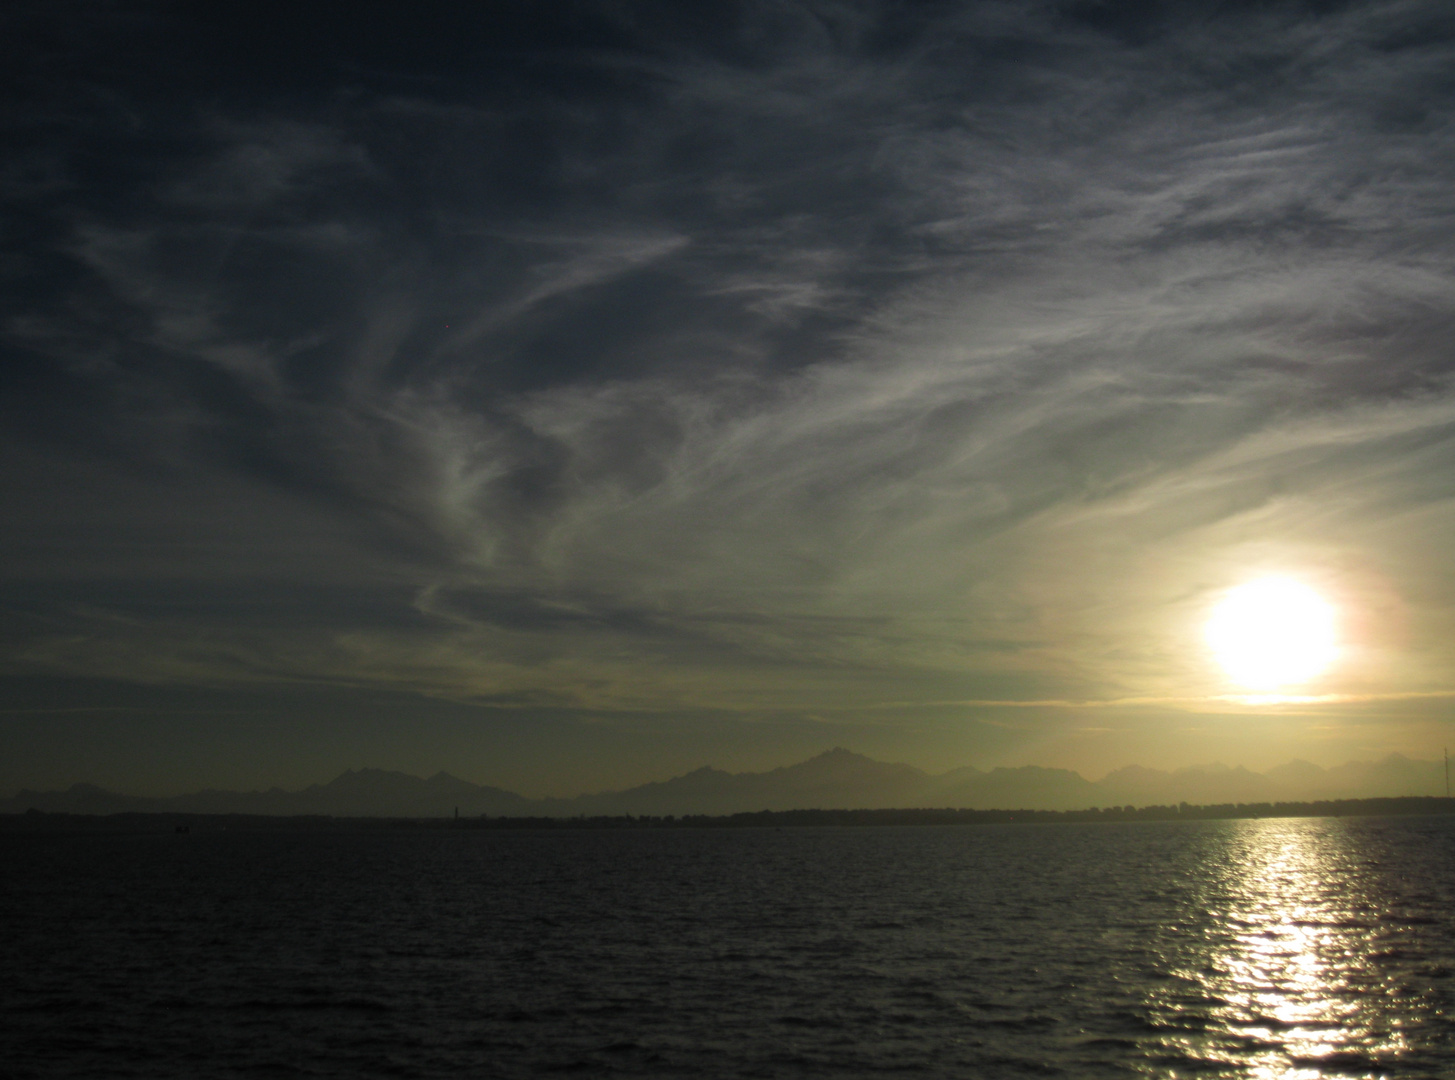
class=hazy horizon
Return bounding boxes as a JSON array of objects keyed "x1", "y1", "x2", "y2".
[{"x1": 8, "y1": 744, "x2": 1448, "y2": 806}]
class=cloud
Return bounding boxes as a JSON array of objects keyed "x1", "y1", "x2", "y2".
[{"x1": 6, "y1": 0, "x2": 1455, "y2": 730}]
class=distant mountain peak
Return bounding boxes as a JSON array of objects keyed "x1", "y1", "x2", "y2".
[
  {"x1": 3, "y1": 750, "x2": 1446, "y2": 817},
  {"x1": 795, "y1": 746, "x2": 905, "y2": 769}
]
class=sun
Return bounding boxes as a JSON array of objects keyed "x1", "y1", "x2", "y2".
[{"x1": 1205, "y1": 577, "x2": 1338, "y2": 690}]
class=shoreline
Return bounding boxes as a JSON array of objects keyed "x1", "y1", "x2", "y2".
[{"x1": 4, "y1": 796, "x2": 1453, "y2": 832}]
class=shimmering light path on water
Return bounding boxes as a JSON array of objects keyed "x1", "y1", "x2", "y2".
[
  {"x1": 1142, "y1": 819, "x2": 1450, "y2": 1077},
  {"x1": 4, "y1": 816, "x2": 1453, "y2": 1078}
]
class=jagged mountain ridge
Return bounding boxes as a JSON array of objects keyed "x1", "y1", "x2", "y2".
[{"x1": 3, "y1": 748, "x2": 1447, "y2": 817}]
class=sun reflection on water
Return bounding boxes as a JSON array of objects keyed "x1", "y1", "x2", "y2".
[{"x1": 1146, "y1": 818, "x2": 1428, "y2": 1079}]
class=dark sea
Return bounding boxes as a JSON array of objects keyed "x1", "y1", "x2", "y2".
[{"x1": 5, "y1": 816, "x2": 1455, "y2": 1079}]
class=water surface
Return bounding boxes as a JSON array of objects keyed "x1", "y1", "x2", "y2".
[{"x1": 4, "y1": 816, "x2": 1454, "y2": 1077}]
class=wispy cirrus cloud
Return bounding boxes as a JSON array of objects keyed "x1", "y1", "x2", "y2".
[{"x1": 5, "y1": 1, "x2": 1455, "y2": 786}]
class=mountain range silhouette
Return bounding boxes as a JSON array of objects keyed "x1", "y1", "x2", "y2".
[{"x1": 4, "y1": 748, "x2": 1446, "y2": 817}]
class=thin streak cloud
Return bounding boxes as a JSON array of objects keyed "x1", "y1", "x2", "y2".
[{"x1": 4, "y1": 0, "x2": 1455, "y2": 788}]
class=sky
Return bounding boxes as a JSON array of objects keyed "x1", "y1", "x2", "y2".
[{"x1": 4, "y1": 0, "x2": 1455, "y2": 798}]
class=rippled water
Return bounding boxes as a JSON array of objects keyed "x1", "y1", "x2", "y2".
[{"x1": 4, "y1": 816, "x2": 1454, "y2": 1078}]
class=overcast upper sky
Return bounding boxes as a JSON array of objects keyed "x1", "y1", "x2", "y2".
[{"x1": 4, "y1": 0, "x2": 1455, "y2": 796}]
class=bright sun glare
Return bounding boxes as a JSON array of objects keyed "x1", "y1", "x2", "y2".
[{"x1": 1205, "y1": 578, "x2": 1338, "y2": 691}]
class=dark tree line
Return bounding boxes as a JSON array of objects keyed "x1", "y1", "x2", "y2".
[{"x1": 6, "y1": 797, "x2": 1453, "y2": 833}]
